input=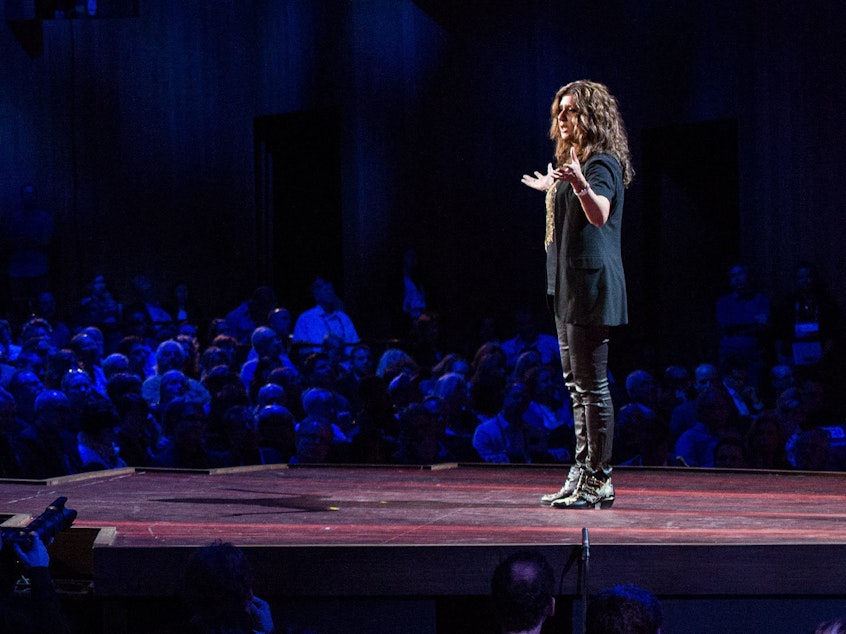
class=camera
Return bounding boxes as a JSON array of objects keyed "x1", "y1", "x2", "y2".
[{"x1": 0, "y1": 497, "x2": 77, "y2": 551}]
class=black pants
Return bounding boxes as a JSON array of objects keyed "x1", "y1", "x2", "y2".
[{"x1": 554, "y1": 319, "x2": 614, "y2": 474}]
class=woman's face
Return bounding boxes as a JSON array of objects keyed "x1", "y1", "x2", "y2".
[{"x1": 557, "y1": 94, "x2": 579, "y2": 144}]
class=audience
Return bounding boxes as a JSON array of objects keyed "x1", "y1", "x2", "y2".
[{"x1": 0, "y1": 259, "x2": 842, "y2": 480}]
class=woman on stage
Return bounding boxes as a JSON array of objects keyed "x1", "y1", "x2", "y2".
[{"x1": 521, "y1": 80, "x2": 633, "y2": 509}]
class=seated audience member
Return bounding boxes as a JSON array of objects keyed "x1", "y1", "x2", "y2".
[
  {"x1": 206, "y1": 317, "x2": 233, "y2": 344},
  {"x1": 6, "y1": 369, "x2": 44, "y2": 424},
  {"x1": 106, "y1": 371, "x2": 144, "y2": 407},
  {"x1": 222, "y1": 405, "x2": 262, "y2": 466},
  {"x1": 19, "y1": 317, "x2": 54, "y2": 352},
  {"x1": 431, "y1": 352, "x2": 470, "y2": 381},
  {"x1": 77, "y1": 400, "x2": 128, "y2": 471},
  {"x1": 0, "y1": 387, "x2": 33, "y2": 478},
  {"x1": 256, "y1": 404, "x2": 296, "y2": 463},
  {"x1": 75, "y1": 273, "x2": 120, "y2": 333},
  {"x1": 150, "y1": 398, "x2": 224, "y2": 469},
  {"x1": 18, "y1": 390, "x2": 81, "y2": 478},
  {"x1": 31, "y1": 291, "x2": 71, "y2": 349},
  {"x1": 349, "y1": 343, "x2": 374, "y2": 381},
  {"x1": 520, "y1": 364, "x2": 571, "y2": 431},
  {"x1": 500, "y1": 307, "x2": 560, "y2": 372},
  {"x1": 177, "y1": 331, "x2": 202, "y2": 379},
  {"x1": 585, "y1": 584, "x2": 662, "y2": 634},
  {"x1": 254, "y1": 382, "x2": 287, "y2": 413},
  {"x1": 0, "y1": 532, "x2": 71, "y2": 634},
  {"x1": 669, "y1": 362, "x2": 719, "y2": 441},
  {"x1": 42, "y1": 349, "x2": 78, "y2": 391},
  {"x1": 469, "y1": 345, "x2": 508, "y2": 422},
  {"x1": 351, "y1": 374, "x2": 400, "y2": 443},
  {"x1": 657, "y1": 364, "x2": 692, "y2": 422},
  {"x1": 0, "y1": 321, "x2": 20, "y2": 366},
  {"x1": 375, "y1": 347, "x2": 419, "y2": 383},
  {"x1": 142, "y1": 340, "x2": 210, "y2": 408},
  {"x1": 511, "y1": 349, "x2": 542, "y2": 385},
  {"x1": 407, "y1": 310, "x2": 445, "y2": 370},
  {"x1": 775, "y1": 387, "x2": 806, "y2": 462},
  {"x1": 264, "y1": 307, "x2": 295, "y2": 365},
  {"x1": 0, "y1": 344, "x2": 16, "y2": 389},
  {"x1": 247, "y1": 356, "x2": 284, "y2": 406},
  {"x1": 392, "y1": 398, "x2": 454, "y2": 465},
  {"x1": 674, "y1": 387, "x2": 732, "y2": 468},
  {"x1": 793, "y1": 428, "x2": 832, "y2": 472},
  {"x1": 292, "y1": 277, "x2": 359, "y2": 355},
  {"x1": 348, "y1": 424, "x2": 397, "y2": 464},
  {"x1": 386, "y1": 371, "x2": 421, "y2": 414},
  {"x1": 721, "y1": 353, "x2": 764, "y2": 429},
  {"x1": 198, "y1": 346, "x2": 230, "y2": 381},
  {"x1": 211, "y1": 334, "x2": 244, "y2": 376},
  {"x1": 745, "y1": 410, "x2": 790, "y2": 470},
  {"x1": 240, "y1": 326, "x2": 288, "y2": 391},
  {"x1": 620, "y1": 413, "x2": 673, "y2": 467},
  {"x1": 614, "y1": 369, "x2": 661, "y2": 463},
  {"x1": 298, "y1": 387, "x2": 348, "y2": 445},
  {"x1": 117, "y1": 335, "x2": 155, "y2": 381},
  {"x1": 69, "y1": 331, "x2": 107, "y2": 395},
  {"x1": 266, "y1": 367, "x2": 301, "y2": 412},
  {"x1": 323, "y1": 335, "x2": 358, "y2": 411},
  {"x1": 713, "y1": 437, "x2": 748, "y2": 469},
  {"x1": 17, "y1": 336, "x2": 51, "y2": 380},
  {"x1": 61, "y1": 367, "x2": 97, "y2": 432},
  {"x1": 125, "y1": 274, "x2": 174, "y2": 339},
  {"x1": 432, "y1": 372, "x2": 479, "y2": 461},
  {"x1": 206, "y1": 382, "x2": 251, "y2": 453},
  {"x1": 164, "y1": 280, "x2": 202, "y2": 328},
  {"x1": 225, "y1": 285, "x2": 278, "y2": 346},
  {"x1": 300, "y1": 352, "x2": 352, "y2": 423},
  {"x1": 182, "y1": 541, "x2": 274, "y2": 634},
  {"x1": 290, "y1": 418, "x2": 334, "y2": 464},
  {"x1": 102, "y1": 352, "x2": 130, "y2": 381},
  {"x1": 472, "y1": 381, "x2": 548, "y2": 464},
  {"x1": 491, "y1": 549, "x2": 556, "y2": 634},
  {"x1": 157, "y1": 369, "x2": 192, "y2": 413},
  {"x1": 761, "y1": 363, "x2": 795, "y2": 409},
  {"x1": 114, "y1": 392, "x2": 159, "y2": 467}
]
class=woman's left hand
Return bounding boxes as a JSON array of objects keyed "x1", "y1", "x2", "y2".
[{"x1": 552, "y1": 147, "x2": 586, "y2": 188}]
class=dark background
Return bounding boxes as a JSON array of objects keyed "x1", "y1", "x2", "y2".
[{"x1": 1, "y1": 0, "x2": 841, "y2": 374}]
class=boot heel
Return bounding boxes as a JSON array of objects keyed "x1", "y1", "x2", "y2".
[{"x1": 597, "y1": 497, "x2": 615, "y2": 509}]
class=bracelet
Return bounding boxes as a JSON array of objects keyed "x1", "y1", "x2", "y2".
[{"x1": 573, "y1": 182, "x2": 591, "y2": 196}]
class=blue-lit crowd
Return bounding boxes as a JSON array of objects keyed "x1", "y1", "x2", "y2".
[{"x1": 2, "y1": 254, "x2": 846, "y2": 478}]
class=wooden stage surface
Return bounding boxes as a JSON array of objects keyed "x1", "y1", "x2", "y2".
[{"x1": 2, "y1": 464, "x2": 846, "y2": 600}]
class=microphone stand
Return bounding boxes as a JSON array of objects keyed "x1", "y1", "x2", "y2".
[{"x1": 581, "y1": 527, "x2": 590, "y2": 632}]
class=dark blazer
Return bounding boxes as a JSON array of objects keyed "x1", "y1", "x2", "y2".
[{"x1": 551, "y1": 153, "x2": 627, "y2": 326}]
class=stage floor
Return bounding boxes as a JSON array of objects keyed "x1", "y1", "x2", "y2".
[{"x1": 3, "y1": 464, "x2": 846, "y2": 599}]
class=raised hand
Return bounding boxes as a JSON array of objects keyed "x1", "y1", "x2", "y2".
[
  {"x1": 521, "y1": 162, "x2": 555, "y2": 192},
  {"x1": 551, "y1": 146, "x2": 585, "y2": 187}
]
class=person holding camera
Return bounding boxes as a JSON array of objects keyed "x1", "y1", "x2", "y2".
[{"x1": 0, "y1": 532, "x2": 70, "y2": 633}]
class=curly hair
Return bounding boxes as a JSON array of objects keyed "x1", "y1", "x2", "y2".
[{"x1": 548, "y1": 80, "x2": 634, "y2": 187}]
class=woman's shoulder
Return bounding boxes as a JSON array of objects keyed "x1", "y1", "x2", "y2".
[
  {"x1": 584, "y1": 153, "x2": 623, "y2": 192},
  {"x1": 585, "y1": 152, "x2": 622, "y2": 171}
]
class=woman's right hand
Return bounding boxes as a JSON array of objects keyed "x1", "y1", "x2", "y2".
[{"x1": 521, "y1": 163, "x2": 555, "y2": 192}]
